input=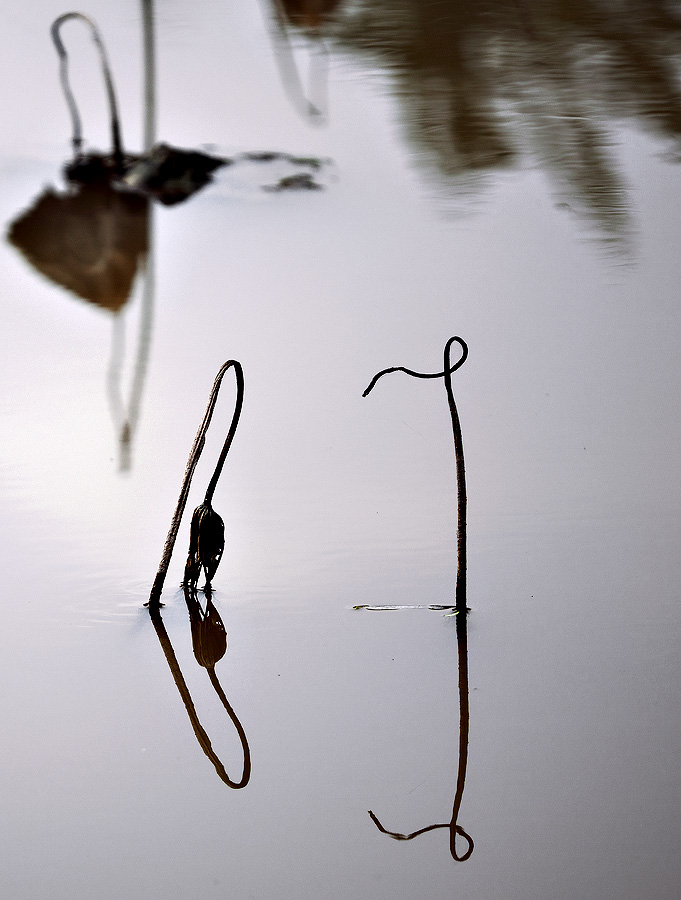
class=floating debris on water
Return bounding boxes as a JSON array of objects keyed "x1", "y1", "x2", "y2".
[
  {"x1": 263, "y1": 172, "x2": 324, "y2": 192},
  {"x1": 353, "y1": 604, "x2": 459, "y2": 612}
]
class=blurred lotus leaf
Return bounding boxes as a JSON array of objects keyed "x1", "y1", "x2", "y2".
[
  {"x1": 185, "y1": 501, "x2": 225, "y2": 588},
  {"x1": 7, "y1": 180, "x2": 148, "y2": 312}
]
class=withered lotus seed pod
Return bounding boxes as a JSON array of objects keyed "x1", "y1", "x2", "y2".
[{"x1": 185, "y1": 501, "x2": 225, "y2": 587}]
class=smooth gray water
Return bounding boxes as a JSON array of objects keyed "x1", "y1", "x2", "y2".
[{"x1": 1, "y1": 2, "x2": 681, "y2": 898}]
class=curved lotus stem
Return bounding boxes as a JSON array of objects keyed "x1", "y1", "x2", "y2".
[
  {"x1": 148, "y1": 601, "x2": 251, "y2": 789},
  {"x1": 51, "y1": 12, "x2": 124, "y2": 164},
  {"x1": 363, "y1": 337, "x2": 473, "y2": 860},
  {"x1": 368, "y1": 813, "x2": 474, "y2": 862},
  {"x1": 363, "y1": 337, "x2": 468, "y2": 614},
  {"x1": 147, "y1": 360, "x2": 244, "y2": 609}
]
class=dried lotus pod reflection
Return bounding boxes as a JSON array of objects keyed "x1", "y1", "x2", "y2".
[
  {"x1": 50, "y1": 12, "x2": 226, "y2": 205},
  {"x1": 148, "y1": 593, "x2": 250, "y2": 789},
  {"x1": 185, "y1": 501, "x2": 226, "y2": 590},
  {"x1": 185, "y1": 584, "x2": 228, "y2": 669}
]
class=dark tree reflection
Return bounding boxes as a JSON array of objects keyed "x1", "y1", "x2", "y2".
[{"x1": 286, "y1": 0, "x2": 681, "y2": 239}]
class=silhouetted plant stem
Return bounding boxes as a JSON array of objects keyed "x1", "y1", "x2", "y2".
[
  {"x1": 204, "y1": 365, "x2": 244, "y2": 507},
  {"x1": 363, "y1": 336, "x2": 473, "y2": 860},
  {"x1": 51, "y1": 12, "x2": 124, "y2": 166},
  {"x1": 363, "y1": 336, "x2": 468, "y2": 614},
  {"x1": 147, "y1": 361, "x2": 244, "y2": 610},
  {"x1": 442, "y1": 336, "x2": 468, "y2": 617}
]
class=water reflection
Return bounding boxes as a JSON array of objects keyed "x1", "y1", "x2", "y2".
[
  {"x1": 106, "y1": 226, "x2": 154, "y2": 472},
  {"x1": 6, "y1": 7, "x2": 328, "y2": 471},
  {"x1": 363, "y1": 338, "x2": 474, "y2": 860},
  {"x1": 368, "y1": 610, "x2": 473, "y2": 861},
  {"x1": 8, "y1": 172, "x2": 153, "y2": 470},
  {"x1": 148, "y1": 590, "x2": 251, "y2": 789},
  {"x1": 294, "y1": 0, "x2": 681, "y2": 239},
  {"x1": 49, "y1": 12, "x2": 226, "y2": 204},
  {"x1": 264, "y1": 0, "x2": 333, "y2": 119},
  {"x1": 7, "y1": 179, "x2": 149, "y2": 313}
]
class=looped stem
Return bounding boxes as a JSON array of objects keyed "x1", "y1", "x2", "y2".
[
  {"x1": 362, "y1": 336, "x2": 468, "y2": 398},
  {"x1": 368, "y1": 812, "x2": 474, "y2": 862},
  {"x1": 147, "y1": 361, "x2": 244, "y2": 610},
  {"x1": 364, "y1": 336, "x2": 473, "y2": 861},
  {"x1": 51, "y1": 12, "x2": 124, "y2": 164}
]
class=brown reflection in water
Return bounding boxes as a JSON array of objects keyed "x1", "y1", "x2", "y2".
[
  {"x1": 363, "y1": 337, "x2": 474, "y2": 861},
  {"x1": 301, "y1": 0, "x2": 681, "y2": 239},
  {"x1": 8, "y1": 175, "x2": 153, "y2": 471},
  {"x1": 277, "y1": 0, "x2": 344, "y2": 29},
  {"x1": 148, "y1": 587, "x2": 251, "y2": 789},
  {"x1": 7, "y1": 9, "x2": 329, "y2": 469},
  {"x1": 8, "y1": 180, "x2": 149, "y2": 313}
]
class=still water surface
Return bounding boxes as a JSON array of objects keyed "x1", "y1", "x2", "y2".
[{"x1": 1, "y1": 1, "x2": 681, "y2": 898}]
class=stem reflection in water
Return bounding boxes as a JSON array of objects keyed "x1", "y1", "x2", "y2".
[
  {"x1": 148, "y1": 587, "x2": 251, "y2": 790},
  {"x1": 50, "y1": 12, "x2": 124, "y2": 166},
  {"x1": 362, "y1": 337, "x2": 473, "y2": 861}
]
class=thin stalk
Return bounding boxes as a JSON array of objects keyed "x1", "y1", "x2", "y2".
[
  {"x1": 204, "y1": 364, "x2": 244, "y2": 506},
  {"x1": 363, "y1": 336, "x2": 473, "y2": 860},
  {"x1": 147, "y1": 361, "x2": 244, "y2": 609},
  {"x1": 442, "y1": 336, "x2": 468, "y2": 616},
  {"x1": 51, "y1": 12, "x2": 124, "y2": 165}
]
